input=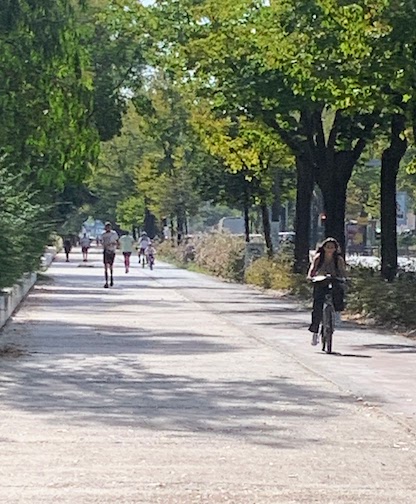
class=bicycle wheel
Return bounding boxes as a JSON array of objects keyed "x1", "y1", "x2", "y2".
[{"x1": 323, "y1": 305, "x2": 334, "y2": 353}]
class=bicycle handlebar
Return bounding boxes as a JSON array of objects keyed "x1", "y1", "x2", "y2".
[{"x1": 311, "y1": 275, "x2": 346, "y2": 283}]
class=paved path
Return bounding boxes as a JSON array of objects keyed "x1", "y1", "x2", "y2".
[{"x1": 1, "y1": 246, "x2": 416, "y2": 503}]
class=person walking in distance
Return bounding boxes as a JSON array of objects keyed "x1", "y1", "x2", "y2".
[
  {"x1": 79, "y1": 233, "x2": 91, "y2": 262},
  {"x1": 119, "y1": 231, "x2": 135, "y2": 273},
  {"x1": 63, "y1": 237, "x2": 72, "y2": 262},
  {"x1": 101, "y1": 222, "x2": 119, "y2": 288}
]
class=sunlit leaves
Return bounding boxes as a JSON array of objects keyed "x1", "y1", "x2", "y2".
[{"x1": 0, "y1": 0, "x2": 100, "y2": 287}]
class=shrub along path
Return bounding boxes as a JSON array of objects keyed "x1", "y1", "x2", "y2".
[{"x1": 0, "y1": 247, "x2": 416, "y2": 503}]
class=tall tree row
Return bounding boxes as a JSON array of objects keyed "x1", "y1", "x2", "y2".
[
  {"x1": 3, "y1": 0, "x2": 416, "y2": 288},
  {"x1": 138, "y1": 0, "x2": 415, "y2": 276},
  {"x1": 0, "y1": 0, "x2": 98, "y2": 288}
]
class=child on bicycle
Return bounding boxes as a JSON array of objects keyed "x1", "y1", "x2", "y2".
[
  {"x1": 145, "y1": 242, "x2": 156, "y2": 264},
  {"x1": 307, "y1": 237, "x2": 347, "y2": 345},
  {"x1": 137, "y1": 232, "x2": 151, "y2": 264}
]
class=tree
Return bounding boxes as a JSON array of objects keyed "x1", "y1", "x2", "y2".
[
  {"x1": 143, "y1": 0, "x2": 389, "y2": 271},
  {"x1": 87, "y1": 104, "x2": 147, "y2": 230},
  {"x1": 0, "y1": 0, "x2": 99, "y2": 287},
  {"x1": 376, "y1": 1, "x2": 416, "y2": 280},
  {"x1": 133, "y1": 74, "x2": 204, "y2": 242},
  {"x1": 191, "y1": 105, "x2": 294, "y2": 255}
]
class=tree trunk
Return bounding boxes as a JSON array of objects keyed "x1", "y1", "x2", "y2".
[
  {"x1": 321, "y1": 181, "x2": 348, "y2": 254},
  {"x1": 144, "y1": 208, "x2": 157, "y2": 239},
  {"x1": 310, "y1": 111, "x2": 376, "y2": 257},
  {"x1": 261, "y1": 203, "x2": 273, "y2": 258},
  {"x1": 177, "y1": 213, "x2": 184, "y2": 245},
  {"x1": 169, "y1": 214, "x2": 175, "y2": 245},
  {"x1": 243, "y1": 202, "x2": 250, "y2": 243},
  {"x1": 270, "y1": 170, "x2": 281, "y2": 251},
  {"x1": 317, "y1": 150, "x2": 356, "y2": 256},
  {"x1": 294, "y1": 156, "x2": 314, "y2": 274},
  {"x1": 381, "y1": 114, "x2": 407, "y2": 281}
]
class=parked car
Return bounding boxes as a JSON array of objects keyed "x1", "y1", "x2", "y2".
[{"x1": 279, "y1": 231, "x2": 295, "y2": 244}]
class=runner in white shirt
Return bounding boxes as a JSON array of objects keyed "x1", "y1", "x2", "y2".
[
  {"x1": 79, "y1": 233, "x2": 91, "y2": 262},
  {"x1": 101, "y1": 222, "x2": 119, "y2": 288},
  {"x1": 119, "y1": 231, "x2": 135, "y2": 273}
]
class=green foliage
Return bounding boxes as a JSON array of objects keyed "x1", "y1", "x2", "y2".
[
  {"x1": 86, "y1": 105, "x2": 147, "y2": 224},
  {"x1": 77, "y1": 0, "x2": 149, "y2": 141},
  {"x1": 116, "y1": 195, "x2": 146, "y2": 230},
  {"x1": 0, "y1": 165, "x2": 52, "y2": 290},
  {"x1": 0, "y1": 0, "x2": 100, "y2": 288},
  {"x1": 244, "y1": 256, "x2": 311, "y2": 297},
  {"x1": 347, "y1": 267, "x2": 416, "y2": 328},
  {"x1": 0, "y1": 0, "x2": 98, "y2": 189},
  {"x1": 346, "y1": 161, "x2": 380, "y2": 219},
  {"x1": 133, "y1": 74, "x2": 205, "y2": 228},
  {"x1": 245, "y1": 257, "x2": 292, "y2": 291},
  {"x1": 397, "y1": 232, "x2": 416, "y2": 249}
]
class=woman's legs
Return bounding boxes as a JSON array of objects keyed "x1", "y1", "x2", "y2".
[
  {"x1": 309, "y1": 284, "x2": 326, "y2": 333},
  {"x1": 123, "y1": 252, "x2": 131, "y2": 273}
]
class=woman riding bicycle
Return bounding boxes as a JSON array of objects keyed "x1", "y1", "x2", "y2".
[{"x1": 307, "y1": 237, "x2": 347, "y2": 346}]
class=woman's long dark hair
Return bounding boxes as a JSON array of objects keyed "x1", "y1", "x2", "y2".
[{"x1": 315, "y1": 237, "x2": 342, "y2": 272}]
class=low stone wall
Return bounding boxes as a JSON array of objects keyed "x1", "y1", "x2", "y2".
[
  {"x1": 0, "y1": 246, "x2": 57, "y2": 331},
  {"x1": 0, "y1": 273, "x2": 37, "y2": 330}
]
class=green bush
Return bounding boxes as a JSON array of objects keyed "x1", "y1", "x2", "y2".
[
  {"x1": 244, "y1": 256, "x2": 311, "y2": 298},
  {"x1": 245, "y1": 257, "x2": 292, "y2": 290},
  {"x1": 347, "y1": 267, "x2": 416, "y2": 328},
  {"x1": 0, "y1": 167, "x2": 52, "y2": 290}
]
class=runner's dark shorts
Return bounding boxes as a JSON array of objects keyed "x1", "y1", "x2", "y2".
[{"x1": 103, "y1": 250, "x2": 116, "y2": 266}]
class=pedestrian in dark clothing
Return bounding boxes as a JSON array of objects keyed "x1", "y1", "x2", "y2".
[{"x1": 63, "y1": 238, "x2": 72, "y2": 262}]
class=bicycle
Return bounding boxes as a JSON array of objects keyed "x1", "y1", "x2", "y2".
[
  {"x1": 148, "y1": 253, "x2": 155, "y2": 270},
  {"x1": 138, "y1": 248, "x2": 147, "y2": 268},
  {"x1": 312, "y1": 275, "x2": 344, "y2": 354}
]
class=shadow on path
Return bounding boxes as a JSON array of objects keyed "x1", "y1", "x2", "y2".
[{"x1": 0, "y1": 316, "x2": 368, "y2": 450}]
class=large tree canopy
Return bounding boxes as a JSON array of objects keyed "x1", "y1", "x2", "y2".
[{"x1": 0, "y1": 0, "x2": 99, "y2": 287}]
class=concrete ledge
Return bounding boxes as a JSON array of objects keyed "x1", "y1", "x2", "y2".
[
  {"x1": 41, "y1": 246, "x2": 57, "y2": 270},
  {"x1": 0, "y1": 246, "x2": 57, "y2": 330}
]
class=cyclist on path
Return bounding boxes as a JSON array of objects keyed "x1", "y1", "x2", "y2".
[
  {"x1": 137, "y1": 232, "x2": 151, "y2": 265},
  {"x1": 307, "y1": 237, "x2": 347, "y2": 346}
]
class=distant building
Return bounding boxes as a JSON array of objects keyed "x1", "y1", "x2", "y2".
[{"x1": 218, "y1": 217, "x2": 246, "y2": 235}]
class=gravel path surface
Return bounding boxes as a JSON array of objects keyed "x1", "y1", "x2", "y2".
[{"x1": 1, "y1": 247, "x2": 416, "y2": 503}]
